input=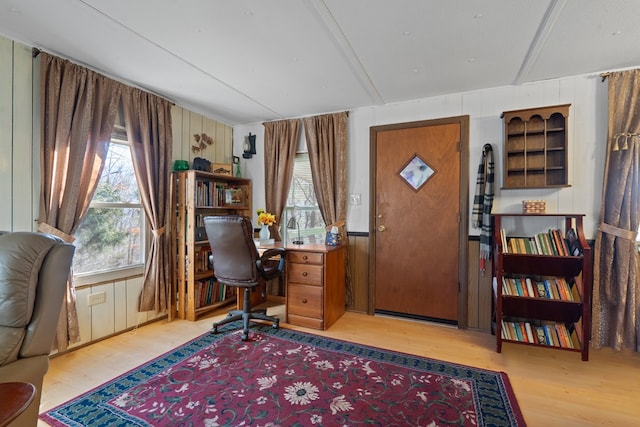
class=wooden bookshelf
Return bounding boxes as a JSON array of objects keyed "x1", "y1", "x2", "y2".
[
  {"x1": 492, "y1": 213, "x2": 591, "y2": 361},
  {"x1": 172, "y1": 170, "x2": 252, "y2": 321},
  {"x1": 502, "y1": 104, "x2": 570, "y2": 189}
]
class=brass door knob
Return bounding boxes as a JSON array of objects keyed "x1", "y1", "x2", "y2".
[{"x1": 378, "y1": 225, "x2": 386, "y2": 232}]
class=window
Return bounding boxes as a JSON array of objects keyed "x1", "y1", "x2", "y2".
[
  {"x1": 73, "y1": 137, "x2": 145, "y2": 276},
  {"x1": 283, "y1": 153, "x2": 325, "y2": 244}
]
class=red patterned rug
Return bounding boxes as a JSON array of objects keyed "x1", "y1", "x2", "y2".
[{"x1": 41, "y1": 326, "x2": 526, "y2": 426}]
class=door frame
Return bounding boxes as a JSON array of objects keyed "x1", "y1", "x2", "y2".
[{"x1": 368, "y1": 115, "x2": 470, "y2": 328}]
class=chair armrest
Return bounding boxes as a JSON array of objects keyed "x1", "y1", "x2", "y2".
[{"x1": 257, "y1": 248, "x2": 286, "y2": 280}]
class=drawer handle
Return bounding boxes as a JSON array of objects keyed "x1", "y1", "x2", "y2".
[
  {"x1": 302, "y1": 255, "x2": 308, "y2": 260},
  {"x1": 301, "y1": 298, "x2": 308, "y2": 304},
  {"x1": 302, "y1": 272, "x2": 308, "y2": 277}
]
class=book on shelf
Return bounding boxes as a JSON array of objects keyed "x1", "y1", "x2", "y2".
[
  {"x1": 500, "y1": 229, "x2": 508, "y2": 253},
  {"x1": 551, "y1": 229, "x2": 568, "y2": 256},
  {"x1": 502, "y1": 275, "x2": 578, "y2": 302},
  {"x1": 224, "y1": 187, "x2": 243, "y2": 205},
  {"x1": 535, "y1": 281, "x2": 547, "y2": 298},
  {"x1": 565, "y1": 228, "x2": 583, "y2": 256},
  {"x1": 525, "y1": 277, "x2": 535, "y2": 297},
  {"x1": 532, "y1": 236, "x2": 543, "y2": 255},
  {"x1": 524, "y1": 322, "x2": 534, "y2": 343}
]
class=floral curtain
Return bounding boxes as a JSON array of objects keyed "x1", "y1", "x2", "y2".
[
  {"x1": 592, "y1": 69, "x2": 640, "y2": 352},
  {"x1": 39, "y1": 53, "x2": 122, "y2": 350},
  {"x1": 122, "y1": 87, "x2": 173, "y2": 313},
  {"x1": 263, "y1": 119, "x2": 300, "y2": 241}
]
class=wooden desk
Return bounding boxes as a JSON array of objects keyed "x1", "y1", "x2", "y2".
[
  {"x1": 0, "y1": 382, "x2": 35, "y2": 427},
  {"x1": 255, "y1": 243, "x2": 346, "y2": 330}
]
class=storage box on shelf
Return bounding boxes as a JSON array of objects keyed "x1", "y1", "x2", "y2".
[
  {"x1": 492, "y1": 213, "x2": 591, "y2": 361},
  {"x1": 502, "y1": 104, "x2": 570, "y2": 189},
  {"x1": 172, "y1": 170, "x2": 252, "y2": 321}
]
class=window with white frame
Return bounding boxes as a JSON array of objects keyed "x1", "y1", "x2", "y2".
[
  {"x1": 73, "y1": 134, "x2": 145, "y2": 276},
  {"x1": 283, "y1": 152, "x2": 326, "y2": 244}
]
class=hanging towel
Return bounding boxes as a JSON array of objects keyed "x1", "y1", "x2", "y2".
[{"x1": 472, "y1": 144, "x2": 495, "y2": 269}]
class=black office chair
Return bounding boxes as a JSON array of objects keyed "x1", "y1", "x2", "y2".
[{"x1": 203, "y1": 215, "x2": 284, "y2": 340}]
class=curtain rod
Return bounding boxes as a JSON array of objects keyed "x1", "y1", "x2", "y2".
[
  {"x1": 600, "y1": 72, "x2": 610, "y2": 82},
  {"x1": 31, "y1": 47, "x2": 175, "y2": 105}
]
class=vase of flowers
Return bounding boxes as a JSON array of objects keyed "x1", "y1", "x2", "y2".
[{"x1": 257, "y1": 209, "x2": 276, "y2": 243}]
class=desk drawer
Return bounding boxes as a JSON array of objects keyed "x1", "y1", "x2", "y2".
[
  {"x1": 288, "y1": 263, "x2": 323, "y2": 285},
  {"x1": 288, "y1": 251, "x2": 324, "y2": 265},
  {"x1": 287, "y1": 283, "x2": 322, "y2": 319}
]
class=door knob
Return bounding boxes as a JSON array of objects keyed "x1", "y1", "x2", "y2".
[{"x1": 378, "y1": 225, "x2": 386, "y2": 232}]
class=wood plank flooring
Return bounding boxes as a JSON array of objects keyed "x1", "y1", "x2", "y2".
[{"x1": 38, "y1": 307, "x2": 640, "y2": 426}]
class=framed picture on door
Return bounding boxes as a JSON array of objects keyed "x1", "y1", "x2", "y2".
[{"x1": 398, "y1": 154, "x2": 434, "y2": 191}]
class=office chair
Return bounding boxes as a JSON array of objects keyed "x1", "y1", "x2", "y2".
[{"x1": 203, "y1": 215, "x2": 284, "y2": 340}]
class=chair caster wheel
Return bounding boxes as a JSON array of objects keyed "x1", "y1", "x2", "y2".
[
  {"x1": 272, "y1": 320, "x2": 279, "y2": 329},
  {"x1": 211, "y1": 326, "x2": 218, "y2": 334},
  {"x1": 241, "y1": 332, "x2": 249, "y2": 341}
]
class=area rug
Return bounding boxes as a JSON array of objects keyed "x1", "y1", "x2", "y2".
[{"x1": 41, "y1": 326, "x2": 526, "y2": 426}]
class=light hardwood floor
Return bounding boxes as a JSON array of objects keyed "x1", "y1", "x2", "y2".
[{"x1": 39, "y1": 307, "x2": 640, "y2": 427}]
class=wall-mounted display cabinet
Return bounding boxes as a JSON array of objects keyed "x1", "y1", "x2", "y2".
[{"x1": 501, "y1": 104, "x2": 570, "y2": 189}]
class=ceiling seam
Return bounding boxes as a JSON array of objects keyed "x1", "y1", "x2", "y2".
[
  {"x1": 76, "y1": 0, "x2": 284, "y2": 120},
  {"x1": 513, "y1": 0, "x2": 568, "y2": 86},
  {"x1": 306, "y1": 0, "x2": 384, "y2": 105}
]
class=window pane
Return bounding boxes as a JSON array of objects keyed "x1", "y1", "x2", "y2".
[
  {"x1": 285, "y1": 153, "x2": 326, "y2": 243},
  {"x1": 73, "y1": 141, "x2": 145, "y2": 275},
  {"x1": 93, "y1": 143, "x2": 140, "y2": 203},
  {"x1": 73, "y1": 207, "x2": 143, "y2": 274}
]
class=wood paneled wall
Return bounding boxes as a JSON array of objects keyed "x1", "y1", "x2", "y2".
[
  {"x1": 346, "y1": 233, "x2": 370, "y2": 313},
  {"x1": 0, "y1": 36, "x2": 236, "y2": 350},
  {"x1": 171, "y1": 106, "x2": 233, "y2": 167},
  {"x1": 0, "y1": 37, "x2": 38, "y2": 232},
  {"x1": 345, "y1": 233, "x2": 492, "y2": 332}
]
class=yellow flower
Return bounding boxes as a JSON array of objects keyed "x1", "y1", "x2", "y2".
[{"x1": 258, "y1": 211, "x2": 276, "y2": 226}]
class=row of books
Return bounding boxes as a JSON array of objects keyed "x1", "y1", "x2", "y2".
[
  {"x1": 501, "y1": 320, "x2": 580, "y2": 349},
  {"x1": 501, "y1": 276, "x2": 580, "y2": 301},
  {"x1": 499, "y1": 227, "x2": 583, "y2": 256},
  {"x1": 194, "y1": 246, "x2": 212, "y2": 273},
  {"x1": 195, "y1": 181, "x2": 244, "y2": 207},
  {"x1": 194, "y1": 278, "x2": 236, "y2": 309}
]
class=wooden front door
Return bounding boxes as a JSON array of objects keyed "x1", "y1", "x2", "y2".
[{"x1": 370, "y1": 116, "x2": 468, "y2": 324}]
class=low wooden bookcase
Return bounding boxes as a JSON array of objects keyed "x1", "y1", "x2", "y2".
[{"x1": 492, "y1": 213, "x2": 591, "y2": 361}]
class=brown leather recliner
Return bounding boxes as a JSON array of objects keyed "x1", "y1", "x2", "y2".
[
  {"x1": 203, "y1": 215, "x2": 284, "y2": 341},
  {"x1": 0, "y1": 231, "x2": 75, "y2": 427}
]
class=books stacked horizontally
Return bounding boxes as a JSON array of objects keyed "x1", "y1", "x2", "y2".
[
  {"x1": 499, "y1": 227, "x2": 583, "y2": 256},
  {"x1": 501, "y1": 276, "x2": 580, "y2": 301},
  {"x1": 500, "y1": 319, "x2": 581, "y2": 349}
]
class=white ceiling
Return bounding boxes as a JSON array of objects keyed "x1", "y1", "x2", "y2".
[{"x1": 1, "y1": 0, "x2": 639, "y2": 126}]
